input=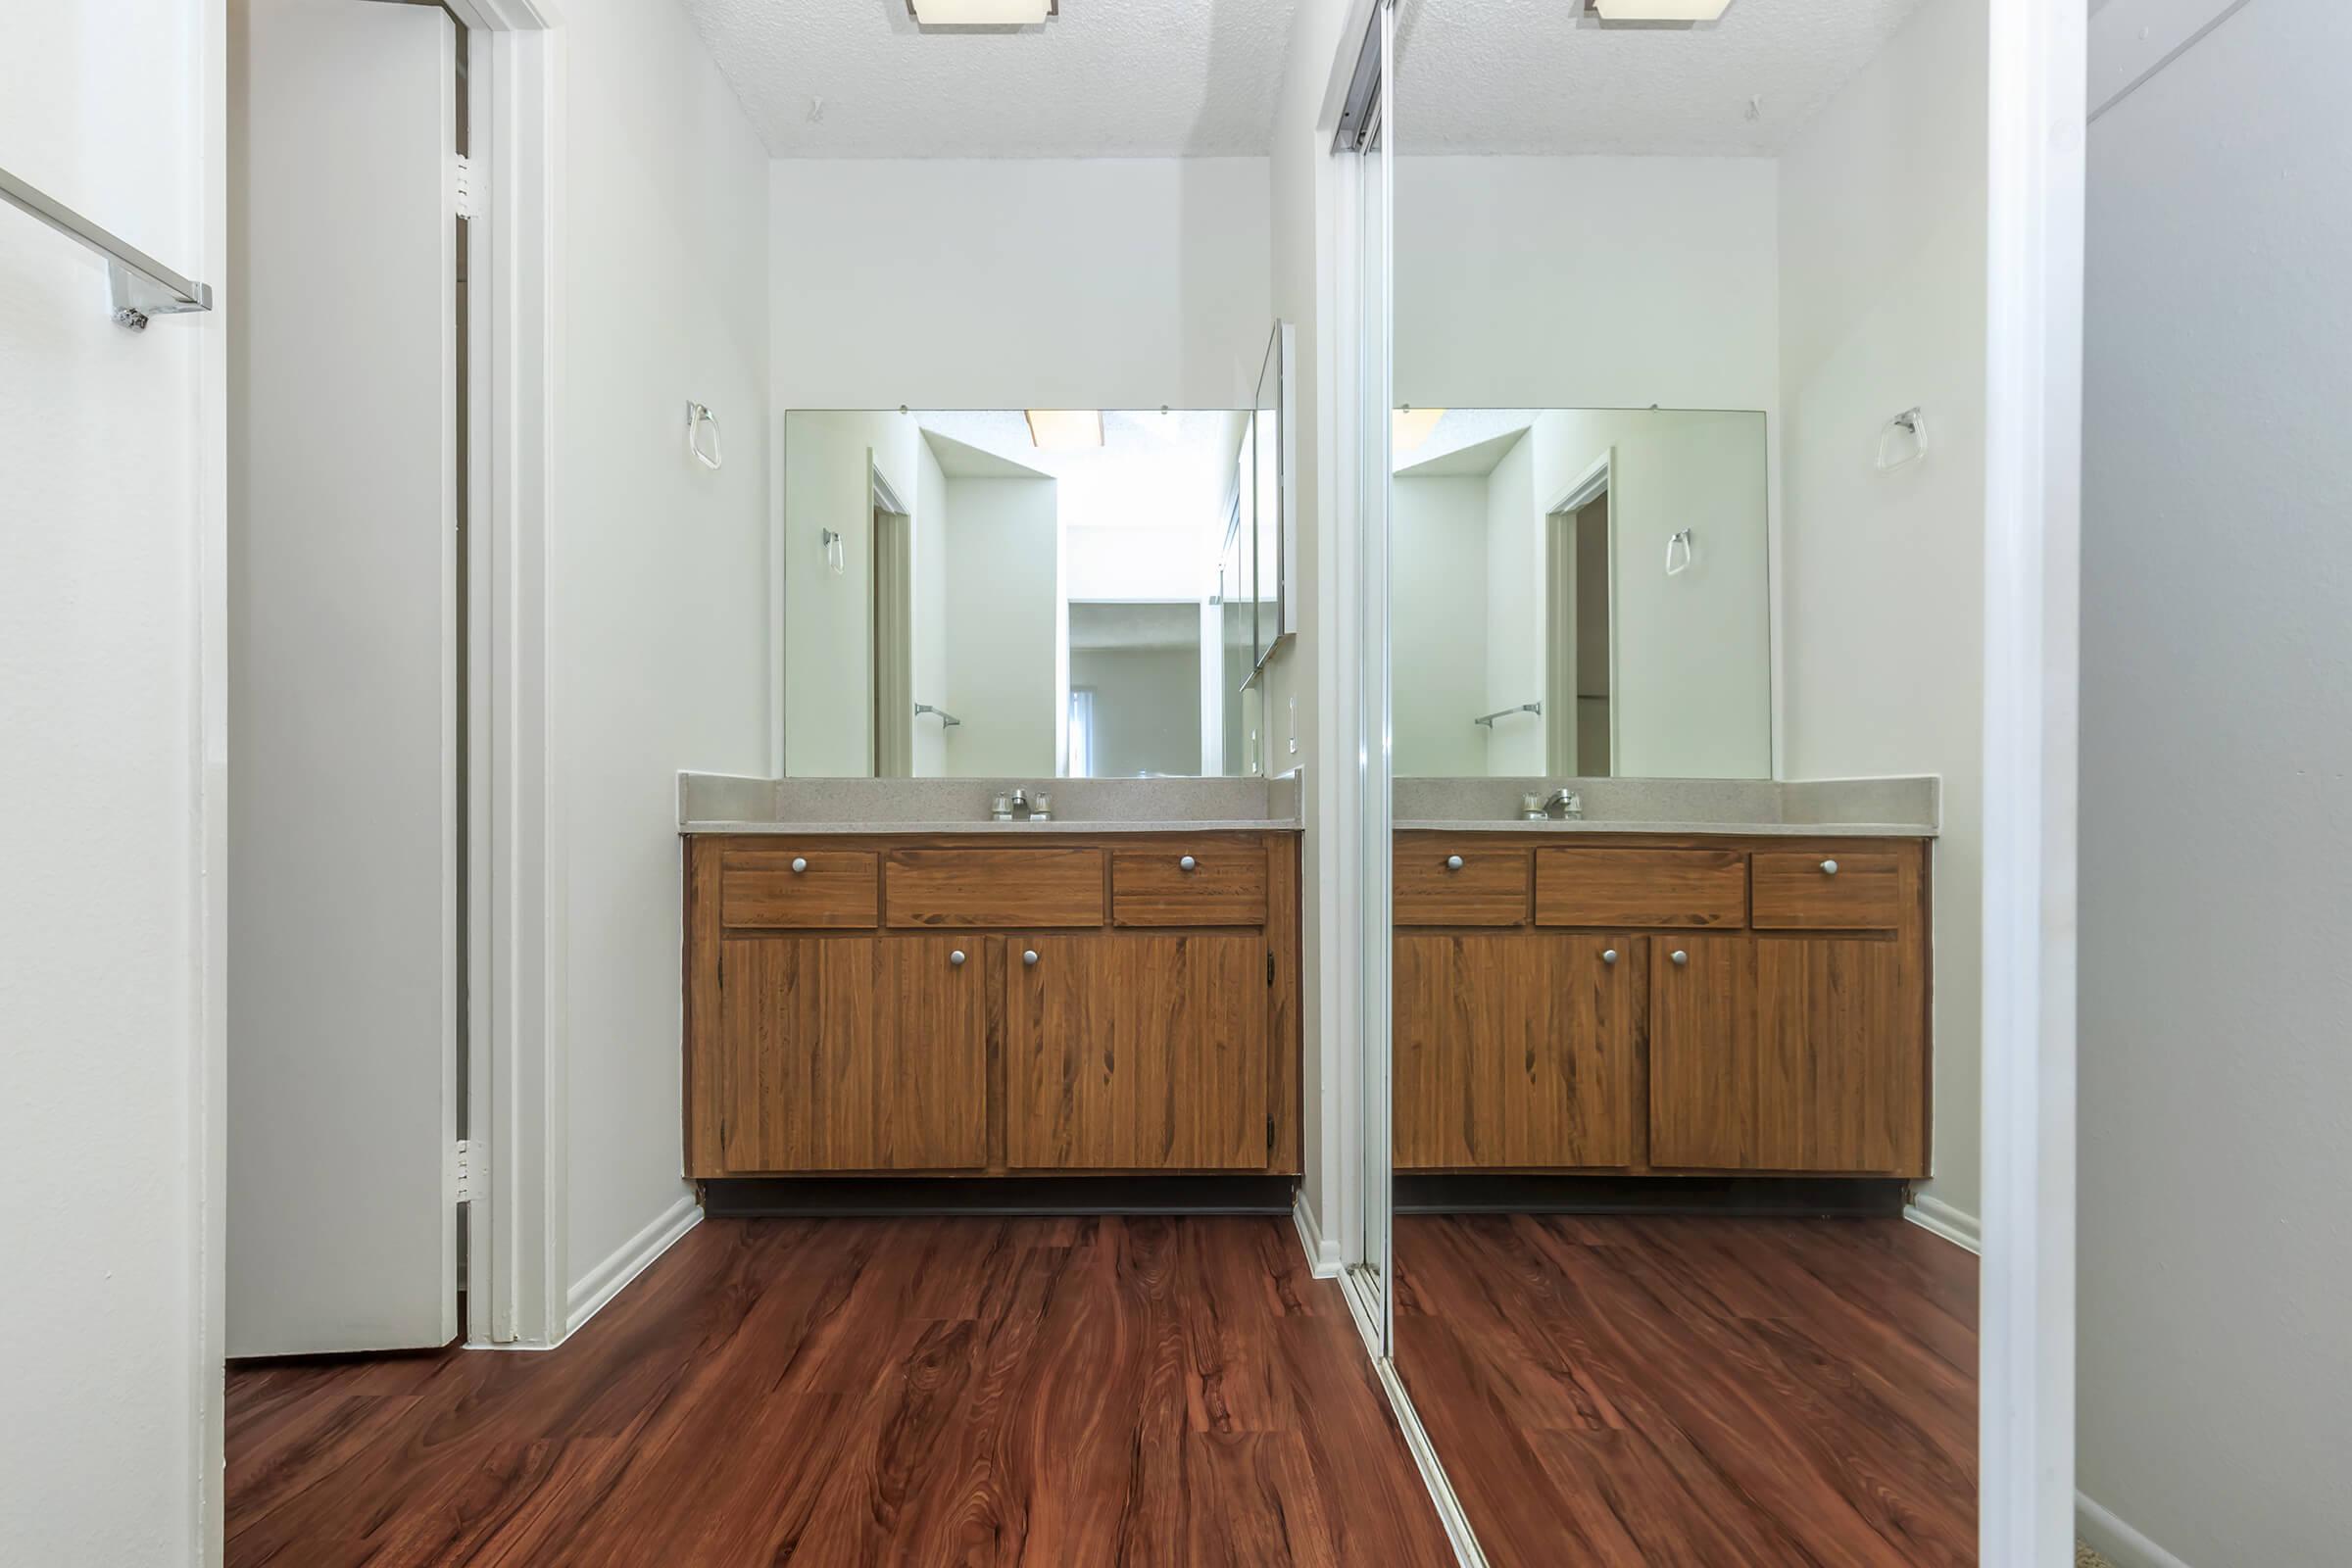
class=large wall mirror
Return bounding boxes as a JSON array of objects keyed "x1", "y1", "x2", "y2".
[
  {"x1": 1392, "y1": 405, "x2": 1770, "y2": 779},
  {"x1": 782, "y1": 375, "x2": 1291, "y2": 779}
]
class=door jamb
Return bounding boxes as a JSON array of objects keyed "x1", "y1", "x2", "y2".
[
  {"x1": 442, "y1": 0, "x2": 565, "y2": 1349},
  {"x1": 1982, "y1": 0, "x2": 2083, "y2": 1559}
]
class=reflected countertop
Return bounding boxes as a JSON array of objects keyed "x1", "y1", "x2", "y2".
[
  {"x1": 1393, "y1": 817, "x2": 1935, "y2": 838},
  {"x1": 1390, "y1": 775, "x2": 1940, "y2": 839}
]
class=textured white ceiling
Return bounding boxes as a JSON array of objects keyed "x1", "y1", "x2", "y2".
[
  {"x1": 682, "y1": 0, "x2": 1304, "y2": 158},
  {"x1": 1396, "y1": 0, "x2": 1931, "y2": 155}
]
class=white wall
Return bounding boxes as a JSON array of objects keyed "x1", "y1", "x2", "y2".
[
  {"x1": 2080, "y1": 2, "x2": 2352, "y2": 1562},
  {"x1": 1071, "y1": 644, "x2": 1203, "y2": 777},
  {"x1": 1396, "y1": 151, "x2": 1784, "y2": 773},
  {"x1": 771, "y1": 158, "x2": 1272, "y2": 411},
  {"x1": 1393, "y1": 475, "x2": 1492, "y2": 775},
  {"x1": 1396, "y1": 156, "x2": 1781, "y2": 416},
  {"x1": 1530, "y1": 410, "x2": 1773, "y2": 778},
  {"x1": 1776, "y1": 0, "x2": 1987, "y2": 1226},
  {"x1": 780, "y1": 409, "x2": 918, "y2": 776},
  {"x1": 912, "y1": 436, "x2": 951, "y2": 777},
  {"x1": 1482, "y1": 431, "x2": 1545, "y2": 775},
  {"x1": 942, "y1": 477, "x2": 1059, "y2": 777},
  {"x1": 556, "y1": 0, "x2": 772, "y2": 1310},
  {"x1": 0, "y1": 0, "x2": 223, "y2": 1559},
  {"x1": 1065, "y1": 524, "x2": 1215, "y2": 601}
]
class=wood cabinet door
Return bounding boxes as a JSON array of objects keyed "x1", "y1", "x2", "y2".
[
  {"x1": 875, "y1": 935, "x2": 990, "y2": 1170},
  {"x1": 1394, "y1": 933, "x2": 1638, "y2": 1169},
  {"x1": 1004, "y1": 933, "x2": 1268, "y2": 1170},
  {"x1": 1753, "y1": 936, "x2": 1924, "y2": 1174},
  {"x1": 1647, "y1": 935, "x2": 1757, "y2": 1169},
  {"x1": 717, "y1": 935, "x2": 986, "y2": 1171}
]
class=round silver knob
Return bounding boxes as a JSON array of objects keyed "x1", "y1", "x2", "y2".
[
  {"x1": 1601, "y1": 949, "x2": 1619, "y2": 965},
  {"x1": 1022, "y1": 949, "x2": 1040, "y2": 967},
  {"x1": 1446, "y1": 855, "x2": 1465, "y2": 871},
  {"x1": 790, "y1": 857, "x2": 808, "y2": 874},
  {"x1": 1179, "y1": 856, "x2": 1198, "y2": 872},
  {"x1": 1821, "y1": 858, "x2": 1839, "y2": 876},
  {"x1": 1671, "y1": 950, "x2": 1689, "y2": 966},
  {"x1": 949, "y1": 950, "x2": 966, "y2": 967}
]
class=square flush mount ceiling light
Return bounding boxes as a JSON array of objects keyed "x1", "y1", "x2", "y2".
[
  {"x1": 907, "y1": 0, "x2": 1056, "y2": 24},
  {"x1": 1026, "y1": 410, "x2": 1102, "y2": 449},
  {"x1": 1590, "y1": 0, "x2": 1734, "y2": 21}
]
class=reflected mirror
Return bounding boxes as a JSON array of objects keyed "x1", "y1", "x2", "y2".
[
  {"x1": 1391, "y1": 406, "x2": 1770, "y2": 778},
  {"x1": 781, "y1": 407, "x2": 1266, "y2": 778}
]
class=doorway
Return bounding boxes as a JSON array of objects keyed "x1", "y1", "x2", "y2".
[{"x1": 1544, "y1": 453, "x2": 1612, "y2": 779}]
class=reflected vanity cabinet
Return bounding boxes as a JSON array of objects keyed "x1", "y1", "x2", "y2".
[
  {"x1": 683, "y1": 832, "x2": 1302, "y2": 1178},
  {"x1": 1393, "y1": 832, "x2": 1930, "y2": 1177}
]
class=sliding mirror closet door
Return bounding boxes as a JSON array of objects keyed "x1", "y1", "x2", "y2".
[{"x1": 1386, "y1": 1, "x2": 1989, "y2": 1562}]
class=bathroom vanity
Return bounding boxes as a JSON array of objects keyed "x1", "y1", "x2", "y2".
[
  {"x1": 1392, "y1": 782, "x2": 1936, "y2": 1179},
  {"x1": 682, "y1": 820, "x2": 1301, "y2": 1180}
]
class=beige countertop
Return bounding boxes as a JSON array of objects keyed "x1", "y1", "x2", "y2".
[{"x1": 682, "y1": 817, "x2": 1302, "y2": 836}]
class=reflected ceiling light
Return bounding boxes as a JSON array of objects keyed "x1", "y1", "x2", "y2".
[
  {"x1": 1590, "y1": 0, "x2": 1734, "y2": 21},
  {"x1": 1394, "y1": 407, "x2": 1446, "y2": 454},
  {"x1": 907, "y1": 0, "x2": 1055, "y2": 24},
  {"x1": 1026, "y1": 410, "x2": 1102, "y2": 449}
]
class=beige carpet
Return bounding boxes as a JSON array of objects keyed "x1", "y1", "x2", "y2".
[{"x1": 2078, "y1": 1546, "x2": 2116, "y2": 1568}]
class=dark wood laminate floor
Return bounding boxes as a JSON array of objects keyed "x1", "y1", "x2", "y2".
[
  {"x1": 226, "y1": 1215, "x2": 1452, "y2": 1568},
  {"x1": 1396, "y1": 1214, "x2": 1978, "y2": 1567}
]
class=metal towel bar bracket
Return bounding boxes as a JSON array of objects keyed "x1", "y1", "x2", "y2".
[
  {"x1": 1, "y1": 164, "x2": 214, "y2": 331},
  {"x1": 1472, "y1": 702, "x2": 1542, "y2": 729},
  {"x1": 914, "y1": 703, "x2": 962, "y2": 729}
]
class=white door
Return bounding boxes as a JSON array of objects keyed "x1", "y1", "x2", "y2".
[{"x1": 227, "y1": 0, "x2": 460, "y2": 1356}]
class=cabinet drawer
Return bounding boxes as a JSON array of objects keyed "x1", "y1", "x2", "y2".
[
  {"x1": 1111, "y1": 845, "x2": 1267, "y2": 926},
  {"x1": 1394, "y1": 843, "x2": 1530, "y2": 926},
  {"x1": 718, "y1": 849, "x2": 878, "y2": 929},
  {"x1": 1751, "y1": 851, "x2": 1906, "y2": 931},
  {"x1": 885, "y1": 847, "x2": 1104, "y2": 928},
  {"x1": 1535, "y1": 848, "x2": 1746, "y2": 928}
]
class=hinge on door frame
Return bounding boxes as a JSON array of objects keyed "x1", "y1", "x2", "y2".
[
  {"x1": 453, "y1": 154, "x2": 477, "y2": 220},
  {"x1": 1266, "y1": 1115, "x2": 1276, "y2": 1154},
  {"x1": 452, "y1": 1139, "x2": 473, "y2": 1203}
]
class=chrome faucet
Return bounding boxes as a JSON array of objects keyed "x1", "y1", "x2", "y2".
[
  {"x1": 1000, "y1": 786, "x2": 1054, "y2": 823},
  {"x1": 1542, "y1": 787, "x2": 1584, "y2": 820}
]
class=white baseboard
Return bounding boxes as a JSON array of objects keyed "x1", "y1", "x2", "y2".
[
  {"x1": 1904, "y1": 1192, "x2": 1982, "y2": 1253},
  {"x1": 2079, "y1": 1491, "x2": 2198, "y2": 1568},
  {"x1": 564, "y1": 1192, "x2": 702, "y2": 1340},
  {"x1": 1292, "y1": 1191, "x2": 1343, "y2": 1278}
]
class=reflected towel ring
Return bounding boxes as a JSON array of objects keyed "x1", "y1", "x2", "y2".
[
  {"x1": 686, "y1": 401, "x2": 723, "y2": 470},
  {"x1": 1664, "y1": 528, "x2": 1694, "y2": 577},
  {"x1": 1877, "y1": 407, "x2": 1927, "y2": 470}
]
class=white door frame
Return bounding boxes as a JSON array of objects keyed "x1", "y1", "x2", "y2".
[
  {"x1": 441, "y1": 0, "x2": 567, "y2": 1349},
  {"x1": 1321, "y1": 2, "x2": 2086, "y2": 1565},
  {"x1": 1543, "y1": 449, "x2": 1615, "y2": 779},
  {"x1": 1982, "y1": 0, "x2": 2082, "y2": 1559}
]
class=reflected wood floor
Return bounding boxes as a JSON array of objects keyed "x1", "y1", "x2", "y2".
[
  {"x1": 1396, "y1": 1213, "x2": 1978, "y2": 1567},
  {"x1": 226, "y1": 1216, "x2": 1451, "y2": 1567}
]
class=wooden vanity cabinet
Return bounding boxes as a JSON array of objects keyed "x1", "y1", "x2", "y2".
[
  {"x1": 686, "y1": 831, "x2": 1300, "y2": 1180},
  {"x1": 1005, "y1": 932, "x2": 1268, "y2": 1170},
  {"x1": 712, "y1": 933, "x2": 986, "y2": 1172},
  {"x1": 1396, "y1": 831, "x2": 1930, "y2": 1178},
  {"x1": 1394, "y1": 930, "x2": 1639, "y2": 1169}
]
